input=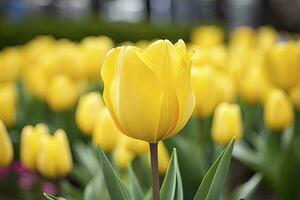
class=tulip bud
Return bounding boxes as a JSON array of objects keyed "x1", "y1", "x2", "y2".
[
  {"x1": 257, "y1": 26, "x2": 278, "y2": 50},
  {"x1": 36, "y1": 129, "x2": 72, "y2": 178},
  {"x1": 113, "y1": 138, "x2": 135, "y2": 169},
  {"x1": 0, "y1": 83, "x2": 18, "y2": 127},
  {"x1": 101, "y1": 39, "x2": 195, "y2": 142},
  {"x1": 0, "y1": 119, "x2": 13, "y2": 168},
  {"x1": 191, "y1": 66, "x2": 218, "y2": 118},
  {"x1": 289, "y1": 82, "x2": 300, "y2": 111},
  {"x1": 76, "y1": 92, "x2": 104, "y2": 135},
  {"x1": 264, "y1": 89, "x2": 294, "y2": 131},
  {"x1": 92, "y1": 107, "x2": 120, "y2": 152},
  {"x1": 46, "y1": 75, "x2": 79, "y2": 112},
  {"x1": 20, "y1": 124, "x2": 49, "y2": 171},
  {"x1": 212, "y1": 103, "x2": 243, "y2": 145},
  {"x1": 81, "y1": 36, "x2": 113, "y2": 81},
  {"x1": 123, "y1": 136, "x2": 149, "y2": 155},
  {"x1": 191, "y1": 26, "x2": 224, "y2": 47},
  {"x1": 0, "y1": 47, "x2": 21, "y2": 83},
  {"x1": 267, "y1": 42, "x2": 300, "y2": 90},
  {"x1": 230, "y1": 27, "x2": 256, "y2": 50},
  {"x1": 158, "y1": 142, "x2": 170, "y2": 174}
]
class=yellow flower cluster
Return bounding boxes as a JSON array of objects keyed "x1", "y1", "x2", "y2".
[
  {"x1": 20, "y1": 124, "x2": 72, "y2": 178},
  {"x1": 76, "y1": 92, "x2": 170, "y2": 174}
]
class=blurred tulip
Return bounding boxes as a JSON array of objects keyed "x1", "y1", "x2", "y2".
[
  {"x1": 123, "y1": 136, "x2": 149, "y2": 155},
  {"x1": 212, "y1": 103, "x2": 243, "y2": 145},
  {"x1": 0, "y1": 119, "x2": 13, "y2": 168},
  {"x1": 46, "y1": 75, "x2": 79, "y2": 112},
  {"x1": 92, "y1": 107, "x2": 120, "y2": 152},
  {"x1": 264, "y1": 89, "x2": 294, "y2": 131},
  {"x1": 257, "y1": 26, "x2": 278, "y2": 50},
  {"x1": 158, "y1": 142, "x2": 170, "y2": 174},
  {"x1": 20, "y1": 124, "x2": 49, "y2": 171},
  {"x1": 192, "y1": 45, "x2": 227, "y2": 70},
  {"x1": 191, "y1": 66, "x2": 218, "y2": 118},
  {"x1": 191, "y1": 26, "x2": 224, "y2": 46},
  {"x1": 216, "y1": 73, "x2": 237, "y2": 103},
  {"x1": 36, "y1": 129, "x2": 72, "y2": 178},
  {"x1": 113, "y1": 138, "x2": 135, "y2": 169},
  {"x1": 0, "y1": 83, "x2": 18, "y2": 127},
  {"x1": 289, "y1": 82, "x2": 300, "y2": 111},
  {"x1": 0, "y1": 47, "x2": 21, "y2": 83},
  {"x1": 230, "y1": 26, "x2": 256, "y2": 50},
  {"x1": 267, "y1": 42, "x2": 300, "y2": 90},
  {"x1": 81, "y1": 36, "x2": 113, "y2": 81},
  {"x1": 101, "y1": 39, "x2": 195, "y2": 142},
  {"x1": 76, "y1": 92, "x2": 104, "y2": 135}
]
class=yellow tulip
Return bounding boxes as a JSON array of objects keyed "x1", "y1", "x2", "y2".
[
  {"x1": 92, "y1": 107, "x2": 120, "y2": 152},
  {"x1": 230, "y1": 26, "x2": 256, "y2": 49},
  {"x1": 113, "y1": 138, "x2": 135, "y2": 169},
  {"x1": 238, "y1": 65, "x2": 266, "y2": 104},
  {"x1": 192, "y1": 45, "x2": 227, "y2": 70},
  {"x1": 257, "y1": 26, "x2": 278, "y2": 50},
  {"x1": 289, "y1": 82, "x2": 300, "y2": 111},
  {"x1": 81, "y1": 36, "x2": 114, "y2": 81},
  {"x1": 46, "y1": 75, "x2": 79, "y2": 112},
  {"x1": 36, "y1": 129, "x2": 72, "y2": 178},
  {"x1": 264, "y1": 89, "x2": 294, "y2": 131},
  {"x1": 216, "y1": 73, "x2": 237, "y2": 103},
  {"x1": 0, "y1": 119, "x2": 13, "y2": 168},
  {"x1": 76, "y1": 92, "x2": 104, "y2": 135},
  {"x1": 158, "y1": 142, "x2": 170, "y2": 174},
  {"x1": 191, "y1": 66, "x2": 218, "y2": 118},
  {"x1": 0, "y1": 47, "x2": 21, "y2": 83},
  {"x1": 266, "y1": 42, "x2": 300, "y2": 90},
  {"x1": 101, "y1": 39, "x2": 195, "y2": 142},
  {"x1": 191, "y1": 26, "x2": 224, "y2": 46},
  {"x1": 212, "y1": 103, "x2": 243, "y2": 145},
  {"x1": 20, "y1": 124, "x2": 49, "y2": 170},
  {"x1": 0, "y1": 83, "x2": 18, "y2": 127}
]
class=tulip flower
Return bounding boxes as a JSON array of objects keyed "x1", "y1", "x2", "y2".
[
  {"x1": 0, "y1": 47, "x2": 21, "y2": 83},
  {"x1": 212, "y1": 103, "x2": 243, "y2": 145},
  {"x1": 36, "y1": 129, "x2": 72, "y2": 178},
  {"x1": 191, "y1": 66, "x2": 218, "y2": 118},
  {"x1": 101, "y1": 39, "x2": 194, "y2": 143},
  {"x1": 113, "y1": 138, "x2": 135, "y2": 169},
  {"x1": 76, "y1": 92, "x2": 104, "y2": 135},
  {"x1": 0, "y1": 119, "x2": 13, "y2": 168},
  {"x1": 257, "y1": 26, "x2": 278, "y2": 50},
  {"x1": 264, "y1": 89, "x2": 294, "y2": 131},
  {"x1": 92, "y1": 107, "x2": 120, "y2": 152},
  {"x1": 216, "y1": 73, "x2": 237, "y2": 103},
  {"x1": 123, "y1": 136, "x2": 149, "y2": 155},
  {"x1": 157, "y1": 142, "x2": 170, "y2": 174},
  {"x1": 46, "y1": 75, "x2": 79, "y2": 112},
  {"x1": 289, "y1": 82, "x2": 300, "y2": 111},
  {"x1": 230, "y1": 27, "x2": 256, "y2": 50},
  {"x1": 20, "y1": 124, "x2": 49, "y2": 171},
  {"x1": 0, "y1": 83, "x2": 18, "y2": 127},
  {"x1": 101, "y1": 39, "x2": 194, "y2": 200},
  {"x1": 80, "y1": 36, "x2": 114, "y2": 81},
  {"x1": 191, "y1": 26, "x2": 224, "y2": 47},
  {"x1": 266, "y1": 42, "x2": 300, "y2": 90}
]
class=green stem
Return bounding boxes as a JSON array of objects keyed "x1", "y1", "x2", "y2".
[{"x1": 149, "y1": 143, "x2": 160, "y2": 200}]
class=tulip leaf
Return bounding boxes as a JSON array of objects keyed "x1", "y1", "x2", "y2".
[
  {"x1": 128, "y1": 166, "x2": 144, "y2": 200},
  {"x1": 44, "y1": 193, "x2": 65, "y2": 200},
  {"x1": 193, "y1": 139, "x2": 234, "y2": 200},
  {"x1": 98, "y1": 146, "x2": 129, "y2": 200},
  {"x1": 160, "y1": 148, "x2": 182, "y2": 200},
  {"x1": 231, "y1": 173, "x2": 263, "y2": 200},
  {"x1": 83, "y1": 171, "x2": 109, "y2": 200}
]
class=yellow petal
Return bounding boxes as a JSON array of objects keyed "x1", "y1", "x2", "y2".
[{"x1": 0, "y1": 119, "x2": 13, "y2": 167}]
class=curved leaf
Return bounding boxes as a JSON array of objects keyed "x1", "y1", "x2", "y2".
[
  {"x1": 194, "y1": 139, "x2": 235, "y2": 200},
  {"x1": 83, "y1": 171, "x2": 109, "y2": 200},
  {"x1": 98, "y1": 147, "x2": 129, "y2": 200},
  {"x1": 128, "y1": 166, "x2": 144, "y2": 200}
]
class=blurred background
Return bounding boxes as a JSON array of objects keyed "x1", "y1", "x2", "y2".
[{"x1": 0, "y1": 0, "x2": 300, "y2": 48}]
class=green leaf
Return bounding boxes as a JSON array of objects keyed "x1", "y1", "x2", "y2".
[
  {"x1": 61, "y1": 180, "x2": 83, "y2": 200},
  {"x1": 83, "y1": 171, "x2": 109, "y2": 200},
  {"x1": 193, "y1": 139, "x2": 235, "y2": 200},
  {"x1": 128, "y1": 166, "x2": 144, "y2": 200},
  {"x1": 160, "y1": 149, "x2": 177, "y2": 200},
  {"x1": 98, "y1": 146, "x2": 129, "y2": 200},
  {"x1": 233, "y1": 142, "x2": 260, "y2": 170},
  {"x1": 44, "y1": 193, "x2": 65, "y2": 200},
  {"x1": 175, "y1": 149, "x2": 183, "y2": 200},
  {"x1": 231, "y1": 173, "x2": 263, "y2": 200}
]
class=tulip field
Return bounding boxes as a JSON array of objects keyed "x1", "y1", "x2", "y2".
[{"x1": 0, "y1": 25, "x2": 300, "y2": 200}]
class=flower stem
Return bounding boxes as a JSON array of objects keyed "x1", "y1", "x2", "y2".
[{"x1": 149, "y1": 143, "x2": 160, "y2": 200}]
